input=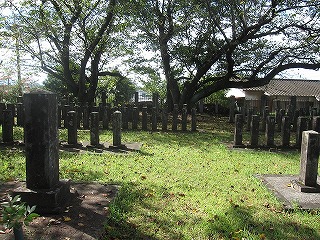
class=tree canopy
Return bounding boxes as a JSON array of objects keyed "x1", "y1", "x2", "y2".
[
  {"x1": 126, "y1": 0, "x2": 320, "y2": 108},
  {"x1": 1, "y1": 0, "x2": 320, "y2": 107}
]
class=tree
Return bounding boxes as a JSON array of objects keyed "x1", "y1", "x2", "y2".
[
  {"x1": 3, "y1": 0, "x2": 123, "y2": 105},
  {"x1": 126, "y1": 0, "x2": 320, "y2": 109}
]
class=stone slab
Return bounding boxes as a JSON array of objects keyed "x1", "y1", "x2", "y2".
[
  {"x1": 12, "y1": 180, "x2": 71, "y2": 214},
  {"x1": 257, "y1": 174, "x2": 320, "y2": 209}
]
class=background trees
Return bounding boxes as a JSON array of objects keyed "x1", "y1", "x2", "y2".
[
  {"x1": 126, "y1": 0, "x2": 320, "y2": 109},
  {"x1": 2, "y1": 0, "x2": 124, "y2": 104},
  {"x1": 1, "y1": 0, "x2": 320, "y2": 108}
]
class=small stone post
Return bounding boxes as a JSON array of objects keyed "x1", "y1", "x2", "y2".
[
  {"x1": 291, "y1": 130, "x2": 320, "y2": 192},
  {"x1": 250, "y1": 115, "x2": 260, "y2": 147},
  {"x1": 66, "y1": 111, "x2": 80, "y2": 147},
  {"x1": 296, "y1": 117, "x2": 309, "y2": 147},
  {"x1": 142, "y1": 106, "x2": 148, "y2": 131},
  {"x1": 0, "y1": 102, "x2": 5, "y2": 125},
  {"x1": 246, "y1": 108, "x2": 253, "y2": 131},
  {"x1": 16, "y1": 102, "x2": 24, "y2": 127},
  {"x1": 14, "y1": 90, "x2": 70, "y2": 213},
  {"x1": 89, "y1": 112, "x2": 100, "y2": 147},
  {"x1": 112, "y1": 111, "x2": 124, "y2": 148},
  {"x1": 62, "y1": 105, "x2": 70, "y2": 128},
  {"x1": 132, "y1": 106, "x2": 138, "y2": 130},
  {"x1": 234, "y1": 114, "x2": 244, "y2": 147},
  {"x1": 102, "y1": 106, "x2": 109, "y2": 130},
  {"x1": 228, "y1": 96, "x2": 235, "y2": 123},
  {"x1": 260, "y1": 106, "x2": 269, "y2": 132},
  {"x1": 281, "y1": 116, "x2": 291, "y2": 147},
  {"x1": 312, "y1": 116, "x2": 320, "y2": 133},
  {"x1": 266, "y1": 116, "x2": 275, "y2": 147},
  {"x1": 2, "y1": 109, "x2": 14, "y2": 143},
  {"x1": 181, "y1": 104, "x2": 187, "y2": 131}
]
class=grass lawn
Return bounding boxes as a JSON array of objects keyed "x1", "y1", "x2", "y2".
[{"x1": 1, "y1": 115, "x2": 320, "y2": 239}]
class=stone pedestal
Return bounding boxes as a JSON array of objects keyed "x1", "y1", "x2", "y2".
[
  {"x1": 14, "y1": 90, "x2": 70, "y2": 214},
  {"x1": 291, "y1": 130, "x2": 320, "y2": 193}
]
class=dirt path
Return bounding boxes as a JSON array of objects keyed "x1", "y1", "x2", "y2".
[{"x1": 0, "y1": 181, "x2": 118, "y2": 240}]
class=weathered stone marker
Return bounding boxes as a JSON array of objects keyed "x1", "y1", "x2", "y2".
[
  {"x1": 181, "y1": 104, "x2": 187, "y2": 131},
  {"x1": 66, "y1": 111, "x2": 81, "y2": 147},
  {"x1": 14, "y1": 90, "x2": 70, "y2": 213},
  {"x1": 110, "y1": 110, "x2": 126, "y2": 149},
  {"x1": 281, "y1": 116, "x2": 291, "y2": 147},
  {"x1": 234, "y1": 114, "x2": 244, "y2": 147},
  {"x1": 2, "y1": 109, "x2": 14, "y2": 143},
  {"x1": 250, "y1": 115, "x2": 259, "y2": 147},
  {"x1": 291, "y1": 130, "x2": 320, "y2": 193},
  {"x1": 89, "y1": 112, "x2": 101, "y2": 147}
]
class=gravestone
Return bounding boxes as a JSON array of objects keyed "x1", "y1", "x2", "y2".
[
  {"x1": 0, "y1": 102, "x2": 5, "y2": 125},
  {"x1": 132, "y1": 106, "x2": 138, "y2": 130},
  {"x1": 16, "y1": 102, "x2": 24, "y2": 127},
  {"x1": 296, "y1": 117, "x2": 309, "y2": 147},
  {"x1": 312, "y1": 116, "x2": 320, "y2": 133},
  {"x1": 181, "y1": 104, "x2": 187, "y2": 131},
  {"x1": 2, "y1": 109, "x2": 14, "y2": 143},
  {"x1": 250, "y1": 115, "x2": 260, "y2": 147},
  {"x1": 88, "y1": 112, "x2": 102, "y2": 148},
  {"x1": 142, "y1": 106, "x2": 148, "y2": 131},
  {"x1": 228, "y1": 96, "x2": 235, "y2": 123},
  {"x1": 65, "y1": 111, "x2": 81, "y2": 147},
  {"x1": 14, "y1": 90, "x2": 70, "y2": 214},
  {"x1": 281, "y1": 116, "x2": 291, "y2": 147},
  {"x1": 110, "y1": 111, "x2": 125, "y2": 149},
  {"x1": 234, "y1": 114, "x2": 244, "y2": 147},
  {"x1": 291, "y1": 130, "x2": 320, "y2": 193},
  {"x1": 246, "y1": 108, "x2": 253, "y2": 131},
  {"x1": 265, "y1": 116, "x2": 275, "y2": 147}
]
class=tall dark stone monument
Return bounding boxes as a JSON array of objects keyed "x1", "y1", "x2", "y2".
[
  {"x1": 14, "y1": 90, "x2": 70, "y2": 214},
  {"x1": 291, "y1": 130, "x2": 320, "y2": 193}
]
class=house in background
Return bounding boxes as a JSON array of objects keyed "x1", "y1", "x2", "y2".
[{"x1": 227, "y1": 79, "x2": 320, "y2": 112}]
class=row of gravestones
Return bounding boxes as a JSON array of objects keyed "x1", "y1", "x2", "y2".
[
  {"x1": 234, "y1": 113, "x2": 320, "y2": 149},
  {"x1": 58, "y1": 103, "x2": 197, "y2": 132},
  {"x1": 229, "y1": 95, "x2": 319, "y2": 123},
  {"x1": 0, "y1": 104, "x2": 197, "y2": 146}
]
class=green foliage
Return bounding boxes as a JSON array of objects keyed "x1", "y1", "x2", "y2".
[
  {"x1": 1, "y1": 195, "x2": 39, "y2": 230},
  {"x1": 204, "y1": 90, "x2": 229, "y2": 107},
  {"x1": 98, "y1": 75, "x2": 136, "y2": 105}
]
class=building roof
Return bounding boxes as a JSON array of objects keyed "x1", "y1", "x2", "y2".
[{"x1": 244, "y1": 79, "x2": 320, "y2": 100}]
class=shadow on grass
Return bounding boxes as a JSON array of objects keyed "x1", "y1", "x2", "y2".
[
  {"x1": 103, "y1": 182, "x2": 189, "y2": 240},
  {"x1": 205, "y1": 204, "x2": 320, "y2": 240}
]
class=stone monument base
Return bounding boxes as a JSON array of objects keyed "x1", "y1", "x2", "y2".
[
  {"x1": 291, "y1": 180, "x2": 320, "y2": 193},
  {"x1": 13, "y1": 180, "x2": 71, "y2": 214}
]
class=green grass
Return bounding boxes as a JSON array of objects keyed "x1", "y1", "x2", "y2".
[{"x1": 1, "y1": 115, "x2": 320, "y2": 239}]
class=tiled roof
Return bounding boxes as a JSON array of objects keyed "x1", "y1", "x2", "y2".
[{"x1": 244, "y1": 79, "x2": 320, "y2": 99}]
